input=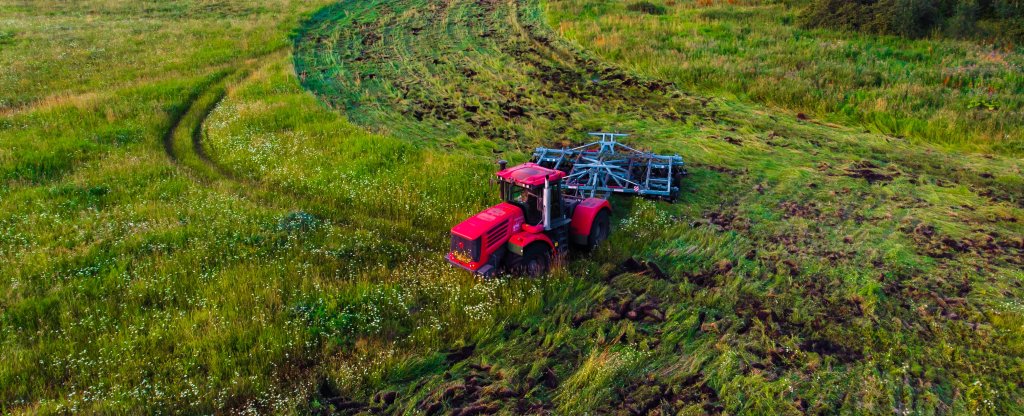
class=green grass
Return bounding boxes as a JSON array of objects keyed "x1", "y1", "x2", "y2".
[
  {"x1": 547, "y1": 0, "x2": 1024, "y2": 155},
  {"x1": 2, "y1": 0, "x2": 1024, "y2": 414}
]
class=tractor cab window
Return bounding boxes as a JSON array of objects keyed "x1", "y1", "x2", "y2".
[
  {"x1": 549, "y1": 182, "x2": 564, "y2": 221},
  {"x1": 501, "y1": 181, "x2": 543, "y2": 225}
]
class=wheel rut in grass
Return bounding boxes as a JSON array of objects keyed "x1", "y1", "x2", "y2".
[
  {"x1": 161, "y1": 51, "x2": 433, "y2": 247},
  {"x1": 162, "y1": 72, "x2": 231, "y2": 164},
  {"x1": 162, "y1": 56, "x2": 280, "y2": 190}
]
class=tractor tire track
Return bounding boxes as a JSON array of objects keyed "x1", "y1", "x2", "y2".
[
  {"x1": 160, "y1": 53, "x2": 335, "y2": 217},
  {"x1": 162, "y1": 71, "x2": 232, "y2": 164},
  {"x1": 161, "y1": 55, "x2": 344, "y2": 218},
  {"x1": 161, "y1": 51, "x2": 435, "y2": 248}
]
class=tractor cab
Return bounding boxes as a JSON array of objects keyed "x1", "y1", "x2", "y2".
[{"x1": 494, "y1": 161, "x2": 571, "y2": 231}]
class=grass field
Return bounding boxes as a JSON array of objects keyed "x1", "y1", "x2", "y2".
[
  {"x1": 2, "y1": 0, "x2": 1023, "y2": 414},
  {"x1": 549, "y1": 0, "x2": 1024, "y2": 155}
]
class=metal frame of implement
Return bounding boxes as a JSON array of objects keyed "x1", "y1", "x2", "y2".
[{"x1": 532, "y1": 133, "x2": 686, "y2": 202}]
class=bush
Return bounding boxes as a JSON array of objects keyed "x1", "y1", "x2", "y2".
[
  {"x1": 945, "y1": 0, "x2": 979, "y2": 37},
  {"x1": 626, "y1": 1, "x2": 668, "y2": 15},
  {"x1": 799, "y1": 0, "x2": 1023, "y2": 41},
  {"x1": 277, "y1": 211, "x2": 320, "y2": 233},
  {"x1": 994, "y1": 0, "x2": 1024, "y2": 18}
]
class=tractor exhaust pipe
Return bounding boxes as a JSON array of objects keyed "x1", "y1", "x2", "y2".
[
  {"x1": 543, "y1": 175, "x2": 551, "y2": 230},
  {"x1": 498, "y1": 159, "x2": 508, "y2": 170}
]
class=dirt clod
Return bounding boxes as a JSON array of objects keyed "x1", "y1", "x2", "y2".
[
  {"x1": 606, "y1": 257, "x2": 670, "y2": 280},
  {"x1": 842, "y1": 160, "x2": 900, "y2": 184},
  {"x1": 779, "y1": 201, "x2": 821, "y2": 219},
  {"x1": 542, "y1": 367, "x2": 558, "y2": 389},
  {"x1": 716, "y1": 259, "x2": 734, "y2": 274},
  {"x1": 446, "y1": 345, "x2": 476, "y2": 363},
  {"x1": 372, "y1": 390, "x2": 398, "y2": 406}
]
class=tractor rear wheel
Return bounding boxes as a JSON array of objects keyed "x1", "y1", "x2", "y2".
[
  {"x1": 586, "y1": 209, "x2": 610, "y2": 250},
  {"x1": 510, "y1": 244, "x2": 550, "y2": 277}
]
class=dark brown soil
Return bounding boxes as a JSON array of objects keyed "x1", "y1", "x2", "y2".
[
  {"x1": 613, "y1": 372, "x2": 723, "y2": 415},
  {"x1": 416, "y1": 363, "x2": 550, "y2": 416},
  {"x1": 842, "y1": 160, "x2": 900, "y2": 184}
]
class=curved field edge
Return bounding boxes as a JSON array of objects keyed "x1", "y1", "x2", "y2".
[{"x1": 241, "y1": 0, "x2": 1024, "y2": 414}]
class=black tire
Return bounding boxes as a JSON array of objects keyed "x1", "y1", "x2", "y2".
[
  {"x1": 510, "y1": 244, "x2": 550, "y2": 277},
  {"x1": 586, "y1": 209, "x2": 610, "y2": 250}
]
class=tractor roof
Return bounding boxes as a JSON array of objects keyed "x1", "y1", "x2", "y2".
[{"x1": 495, "y1": 162, "x2": 566, "y2": 187}]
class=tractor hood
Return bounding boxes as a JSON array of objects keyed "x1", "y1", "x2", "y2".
[{"x1": 451, "y1": 202, "x2": 524, "y2": 240}]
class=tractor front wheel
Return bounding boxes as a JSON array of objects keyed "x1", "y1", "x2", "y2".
[
  {"x1": 586, "y1": 209, "x2": 610, "y2": 250},
  {"x1": 511, "y1": 244, "x2": 550, "y2": 277}
]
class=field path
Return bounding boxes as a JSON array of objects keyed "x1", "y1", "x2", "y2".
[
  {"x1": 159, "y1": 52, "x2": 345, "y2": 221},
  {"x1": 160, "y1": 48, "x2": 440, "y2": 255}
]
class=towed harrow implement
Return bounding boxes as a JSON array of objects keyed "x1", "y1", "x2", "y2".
[{"x1": 532, "y1": 133, "x2": 686, "y2": 202}]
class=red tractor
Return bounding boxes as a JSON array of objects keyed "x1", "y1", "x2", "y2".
[
  {"x1": 447, "y1": 161, "x2": 612, "y2": 277},
  {"x1": 446, "y1": 133, "x2": 685, "y2": 277}
]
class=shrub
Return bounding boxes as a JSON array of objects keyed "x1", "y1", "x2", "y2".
[
  {"x1": 277, "y1": 211, "x2": 320, "y2": 232},
  {"x1": 994, "y1": 0, "x2": 1024, "y2": 18},
  {"x1": 945, "y1": 0, "x2": 979, "y2": 37},
  {"x1": 627, "y1": 1, "x2": 668, "y2": 15}
]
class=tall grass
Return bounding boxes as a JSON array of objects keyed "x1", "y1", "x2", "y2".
[{"x1": 548, "y1": 0, "x2": 1024, "y2": 155}]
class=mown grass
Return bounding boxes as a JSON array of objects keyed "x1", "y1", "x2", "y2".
[
  {"x1": 548, "y1": 0, "x2": 1024, "y2": 155},
  {"x1": 2, "y1": 0, "x2": 1023, "y2": 414}
]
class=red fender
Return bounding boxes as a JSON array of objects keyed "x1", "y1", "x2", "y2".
[
  {"x1": 570, "y1": 198, "x2": 611, "y2": 242},
  {"x1": 508, "y1": 230, "x2": 554, "y2": 256}
]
